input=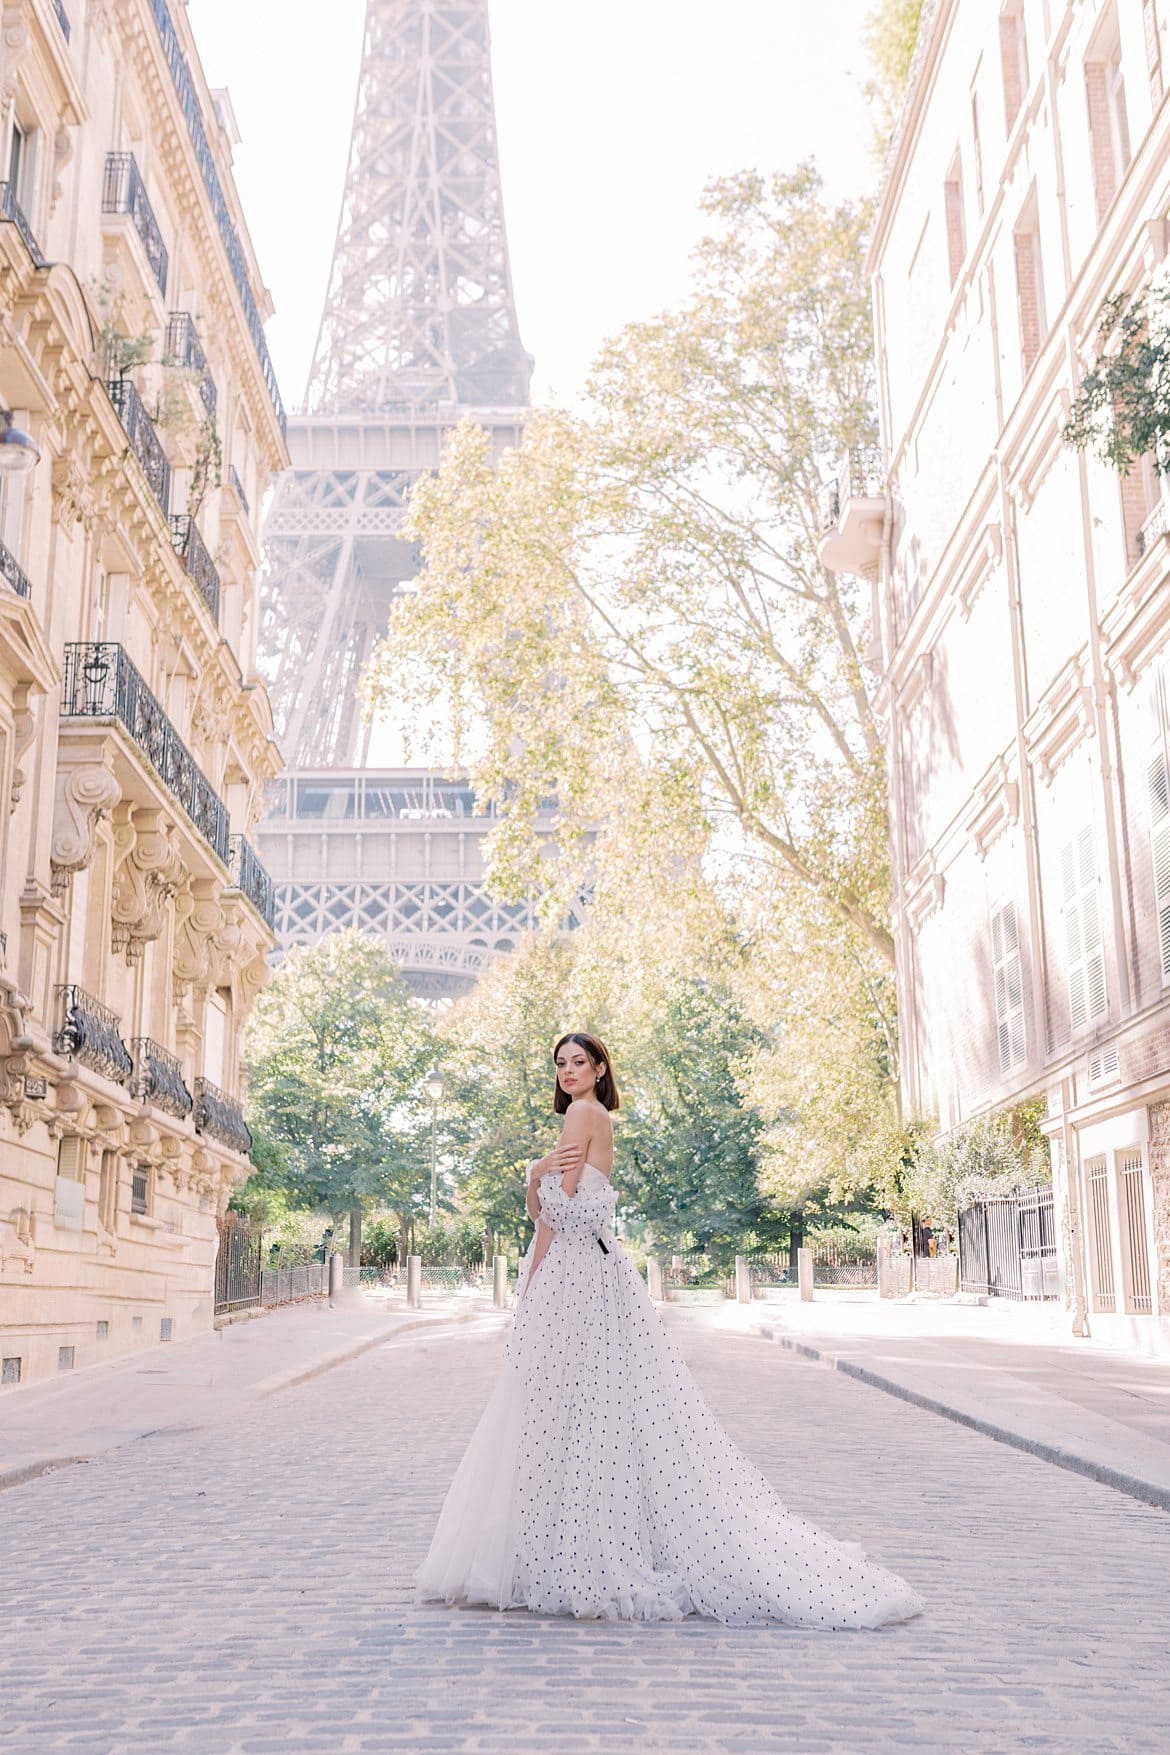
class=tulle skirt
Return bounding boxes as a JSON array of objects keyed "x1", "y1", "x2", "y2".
[{"x1": 416, "y1": 1211, "x2": 923, "y2": 1628}]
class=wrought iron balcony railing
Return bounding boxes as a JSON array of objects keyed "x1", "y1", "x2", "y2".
[
  {"x1": 194, "y1": 1076, "x2": 253, "y2": 1154},
  {"x1": 145, "y1": 0, "x2": 286, "y2": 434},
  {"x1": 54, "y1": 985, "x2": 133, "y2": 1084},
  {"x1": 107, "y1": 377, "x2": 171, "y2": 515},
  {"x1": 0, "y1": 181, "x2": 44, "y2": 264},
  {"x1": 228, "y1": 834, "x2": 276, "y2": 927},
  {"x1": 0, "y1": 538, "x2": 32, "y2": 600},
  {"x1": 164, "y1": 311, "x2": 217, "y2": 421},
  {"x1": 228, "y1": 464, "x2": 250, "y2": 516},
  {"x1": 169, "y1": 514, "x2": 221, "y2": 621},
  {"x1": 130, "y1": 1037, "x2": 193, "y2": 1119},
  {"x1": 61, "y1": 643, "x2": 231, "y2": 863},
  {"x1": 101, "y1": 152, "x2": 168, "y2": 296},
  {"x1": 52, "y1": 0, "x2": 71, "y2": 42}
]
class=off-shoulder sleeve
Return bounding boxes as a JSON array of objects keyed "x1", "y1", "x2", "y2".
[{"x1": 538, "y1": 1178, "x2": 616, "y2": 1241}]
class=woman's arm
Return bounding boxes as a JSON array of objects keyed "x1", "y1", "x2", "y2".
[
  {"x1": 524, "y1": 1136, "x2": 585, "y2": 1222},
  {"x1": 554, "y1": 1104, "x2": 595, "y2": 1198}
]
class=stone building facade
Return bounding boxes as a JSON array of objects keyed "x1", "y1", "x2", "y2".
[
  {"x1": 823, "y1": 0, "x2": 1170, "y2": 1351},
  {"x1": 0, "y1": 0, "x2": 287, "y2": 1384}
]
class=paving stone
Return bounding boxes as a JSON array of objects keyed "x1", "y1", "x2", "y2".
[{"x1": 1, "y1": 1317, "x2": 1169, "y2": 1752}]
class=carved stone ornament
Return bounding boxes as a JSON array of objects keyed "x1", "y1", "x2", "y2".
[
  {"x1": 173, "y1": 878, "x2": 226, "y2": 1000},
  {"x1": 111, "y1": 805, "x2": 188, "y2": 961},
  {"x1": 10, "y1": 683, "x2": 35, "y2": 814},
  {"x1": 51, "y1": 455, "x2": 97, "y2": 530},
  {"x1": 0, "y1": 1204, "x2": 36, "y2": 1276},
  {"x1": 50, "y1": 763, "x2": 121, "y2": 895}
]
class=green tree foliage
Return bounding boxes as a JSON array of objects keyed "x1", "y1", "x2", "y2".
[
  {"x1": 1063, "y1": 285, "x2": 1170, "y2": 473},
  {"x1": 243, "y1": 931, "x2": 439, "y2": 1257},
  {"x1": 902, "y1": 1099, "x2": 1050, "y2": 1227},
  {"x1": 862, "y1": 0, "x2": 926, "y2": 145},
  {"x1": 365, "y1": 164, "x2": 889, "y2": 966}
]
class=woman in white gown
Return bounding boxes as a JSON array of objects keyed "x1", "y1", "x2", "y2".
[{"x1": 416, "y1": 1032, "x2": 923, "y2": 1629}]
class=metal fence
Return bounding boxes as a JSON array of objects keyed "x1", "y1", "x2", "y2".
[
  {"x1": 958, "y1": 1186, "x2": 1058, "y2": 1301},
  {"x1": 261, "y1": 1263, "x2": 327, "y2": 1306},
  {"x1": 214, "y1": 1214, "x2": 263, "y2": 1314}
]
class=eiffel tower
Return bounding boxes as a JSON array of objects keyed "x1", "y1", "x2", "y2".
[{"x1": 256, "y1": 0, "x2": 538, "y2": 997}]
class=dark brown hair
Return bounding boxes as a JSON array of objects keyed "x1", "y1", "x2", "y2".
[{"x1": 552, "y1": 1032, "x2": 620, "y2": 1114}]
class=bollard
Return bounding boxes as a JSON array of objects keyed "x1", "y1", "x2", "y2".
[
  {"x1": 493, "y1": 1252, "x2": 509, "y2": 1308},
  {"x1": 328, "y1": 1250, "x2": 343, "y2": 1304},
  {"x1": 646, "y1": 1256, "x2": 665, "y2": 1303},
  {"x1": 797, "y1": 1246, "x2": 814, "y2": 1302},
  {"x1": 735, "y1": 1254, "x2": 751, "y2": 1304},
  {"x1": 406, "y1": 1253, "x2": 422, "y2": 1308}
]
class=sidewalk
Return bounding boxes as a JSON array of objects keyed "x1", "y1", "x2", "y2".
[
  {"x1": 0, "y1": 1289, "x2": 496, "y2": 1491},
  {"x1": 696, "y1": 1290, "x2": 1170, "y2": 1510}
]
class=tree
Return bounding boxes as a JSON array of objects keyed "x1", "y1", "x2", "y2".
[
  {"x1": 243, "y1": 931, "x2": 439, "y2": 1263},
  {"x1": 862, "y1": 0, "x2": 926, "y2": 147},
  {"x1": 365, "y1": 163, "x2": 890, "y2": 966},
  {"x1": 1063, "y1": 284, "x2": 1170, "y2": 473}
]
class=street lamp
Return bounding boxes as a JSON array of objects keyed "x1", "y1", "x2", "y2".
[
  {"x1": 425, "y1": 1067, "x2": 444, "y2": 1227},
  {"x1": 0, "y1": 408, "x2": 40, "y2": 476}
]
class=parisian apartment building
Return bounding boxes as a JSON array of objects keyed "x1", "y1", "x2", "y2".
[
  {"x1": 824, "y1": 0, "x2": 1170, "y2": 1352},
  {"x1": 0, "y1": 0, "x2": 288, "y2": 1385}
]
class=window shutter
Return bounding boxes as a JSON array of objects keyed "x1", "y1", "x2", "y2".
[
  {"x1": 1149, "y1": 752, "x2": 1170, "y2": 978},
  {"x1": 1062, "y1": 827, "x2": 1107, "y2": 1032},
  {"x1": 991, "y1": 899, "x2": 1026, "y2": 1072}
]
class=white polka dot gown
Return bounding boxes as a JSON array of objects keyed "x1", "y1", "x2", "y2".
[{"x1": 416, "y1": 1167, "x2": 924, "y2": 1628}]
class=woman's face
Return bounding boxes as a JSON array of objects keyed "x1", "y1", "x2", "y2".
[{"x1": 555, "y1": 1040, "x2": 600, "y2": 1100}]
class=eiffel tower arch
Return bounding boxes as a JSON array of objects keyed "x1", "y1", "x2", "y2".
[{"x1": 256, "y1": 0, "x2": 537, "y2": 997}]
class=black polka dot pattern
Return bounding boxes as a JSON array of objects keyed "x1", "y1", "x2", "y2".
[{"x1": 417, "y1": 1166, "x2": 924, "y2": 1629}]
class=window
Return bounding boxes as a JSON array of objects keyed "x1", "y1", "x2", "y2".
[
  {"x1": 1144, "y1": 0, "x2": 1164, "y2": 101},
  {"x1": 1000, "y1": 3, "x2": 1029, "y2": 130},
  {"x1": 943, "y1": 154, "x2": 966, "y2": 287},
  {"x1": 1061, "y1": 826, "x2": 1108, "y2": 1032},
  {"x1": 57, "y1": 1135, "x2": 84, "y2": 1178},
  {"x1": 971, "y1": 92, "x2": 985, "y2": 215},
  {"x1": 2, "y1": 1357, "x2": 21, "y2": 1386},
  {"x1": 1013, "y1": 197, "x2": 1047, "y2": 371},
  {"x1": 991, "y1": 900, "x2": 1026, "y2": 1072},
  {"x1": 131, "y1": 1165, "x2": 150, "y2": 1215},
  {"x1": 57, "y1": 1346, "x2": 75, "y2": 1372},
  {"x1": 1085, "y1": 1156, "x2": 1115, "y2": 1311},
  {"x1": 98, "y1": 1149, "x2": 119, "y2": 1231},
  {"x1": 1085, "y1": 22, "x2": 1132, "y2": 221},
  {"x1": 1118, "y1": 1149, "x2": 1153, "y2": 1313},
  {"x1": 1148, "y1": 669, "x2": 1170, "y2": 979}
]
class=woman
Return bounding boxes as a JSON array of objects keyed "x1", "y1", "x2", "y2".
[{"x1": 416, "y1": 1032, "x2": 922, "y2": 1628}]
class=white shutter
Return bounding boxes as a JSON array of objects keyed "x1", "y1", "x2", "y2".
[
  {"x1": 991, "y1": 899, "x2": 1026, "y2": 1072},
  {"x1": 1149, "y1": 752, "x2": 1170, "y2": 978},
  {"x1": 1062, "y1": 827, "x2": 1107, "y2": 1033}
]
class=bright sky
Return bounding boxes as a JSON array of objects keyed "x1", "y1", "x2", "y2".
[{"x1": 186, "y1": 0, "x2": 877, "y2": 412}]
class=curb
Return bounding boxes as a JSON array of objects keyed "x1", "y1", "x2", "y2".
[
  {"x1": 748, "y1": 1321, "x2": 1170, "y2": 1514},
  {"x1": 0, "y1": 1303, "x2": 503, "y2": 1495}
]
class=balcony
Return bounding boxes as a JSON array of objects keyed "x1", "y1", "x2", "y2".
[
  {"x1": 164, "y1": 311, "x2": 217, "y2": 422},
  {"x1": 1137, "y1": 498, "x2": 1168, "y2": 557},
  {"x1": 169, "y1": 514, "x2": 221, "y2": 621},
  {"x1": 107, "y1": 377, "x2": 171, "y2": 516},
  {"x1": 101, "y1": 153, "x2": 168, "y2": 297},
  {"x1": 194, "y1": 1076, "x2": 252, "y2": 1155},
  {"x1": 130, "y1": 1037, "x2": 193, "y2": 1119},
  {"x1": 0, "y1": 181, "x2": 44, "y2": 265},
  {"x1": 61, "y1": 643, "x2": 230, "y2": 863},
  {"x1": 228, "y1": 464, "x2": 250, "y2": 517},
  {"x1": 0, "y1": 538, "x2": 31, "y2": 600},
  {"x1": 817, "y1": 446, "x2": 887, "y2": 580},
  {"x1": 52, "y1": 0, "x2": 71, "y2": 41},
  {"x1": 54, "y1": 985, "x2": 133, "y2": 1085},
  {"x1": 228, "y1": 834, "x2": 275, "y2": 928}
]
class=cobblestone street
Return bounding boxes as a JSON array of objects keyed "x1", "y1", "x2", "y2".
[{"x1": 2, "y1": 1310, "x2": 1169, "y2": 1754}]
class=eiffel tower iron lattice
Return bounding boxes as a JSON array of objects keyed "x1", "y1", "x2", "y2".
[{"x1": 256, "y1": 0, "x2": 538, "y2": 996}]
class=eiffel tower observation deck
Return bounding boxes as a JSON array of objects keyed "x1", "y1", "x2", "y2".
[{"x1": 256, "y1": 0, "x2": 537, "y2": 997}]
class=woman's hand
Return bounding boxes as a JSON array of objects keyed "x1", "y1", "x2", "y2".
[{"x1": 528, "y1": 1140, "x2": 585, "y2": 1181}]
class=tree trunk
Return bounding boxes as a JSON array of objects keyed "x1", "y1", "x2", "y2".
[
  {"x1": 398, "y1": 1211, "x2": 410, "y2": 1271},
  {"x1": 348, "y1": 1204, "x2": 362, "y2": 1268},
  {"x1": 788, "y1": 1211, "x2": 804, "y2": 1274}
]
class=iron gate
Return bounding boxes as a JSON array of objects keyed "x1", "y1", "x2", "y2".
[
  {"x1": 214, "y1": 1213, "x2": 263, "y2": 1314},
  {"x1": 958, "y1": 1187, "x2": 1058, "y2": 1300}
]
